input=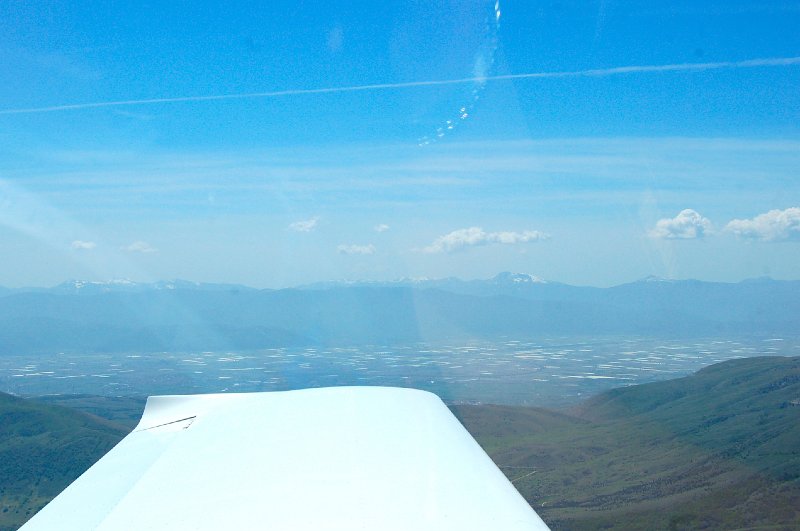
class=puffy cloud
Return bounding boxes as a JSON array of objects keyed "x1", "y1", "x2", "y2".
[
  {"x1": 649, "y1": 209, "x2": 713, "y2": 239},
  {"x1": 725, "y1": 207, "x2": 800, "y2": 241},
  {"x1": 337, "y1": 244, "x2": 375, "y2": 255},
  {"x1": 71, "y1": 240, "x2": 96, "y2": 250},
  {"x1": 422, "y1": 227, "x2": 548, "y2": 253},
  {"x1": 374, "y1": 224, "x2": 390, "y2": 233},
  {"x1": 124, "y1": 241, "x2": 157, "y2": 253},
  {"x1": 288, "y1": 217, "x2": 319, "y2": 232}
]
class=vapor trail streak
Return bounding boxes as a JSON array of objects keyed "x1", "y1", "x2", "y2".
[{"x1": 2, "y1": 56, "x2": 798, "y2": 115}]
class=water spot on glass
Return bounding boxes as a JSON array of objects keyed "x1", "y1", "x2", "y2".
[{"x1": 417, "y1": 0, "x2": 500, "y2": 147}]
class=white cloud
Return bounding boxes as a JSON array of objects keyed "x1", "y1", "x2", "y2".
[
  {"x1": 725, "y1": 207, "x2": 800, "y2": 241},
  {"x1": 422, "y1": 227, "x2": 549, "y2": 253},
  {"x1": 70, "y1": 240, "x2": 96, "y2": 250},
  {"x1": 337, "y1": 244, "x2": 375, "y2": 255},
  {"x1": 374, "y1": 224, "x2": 390, "y2": 233},
  {"x1": 649, "y1": 209, "x2": 713, "y2": 239},
  {"x1": 288, "y1": 217, "x2": 319, "y2": 232},
  {"x1": 124, "y1": 241, "x2": 157, "y2": 253}
]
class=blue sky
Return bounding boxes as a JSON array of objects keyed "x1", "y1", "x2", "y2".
[{"x1": 1, "y1": 0, "x2": 799, "y2": 287}]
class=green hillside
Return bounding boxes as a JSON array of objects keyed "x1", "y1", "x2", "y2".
[
  {"x1": 455, "y1": 356, "x2": 800, "y2": 530},
  {"x1": 32, "y1": 395, "x2": 146, "y2": 431},
  {"x1": 0, "y1": 393, "x2": 127, "y2": 531}
]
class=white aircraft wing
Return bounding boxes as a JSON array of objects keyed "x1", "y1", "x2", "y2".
[{"x1": 22, "y1": 386, "x2": 550, "y2": 530}]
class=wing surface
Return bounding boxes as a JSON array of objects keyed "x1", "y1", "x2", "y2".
[{"x1": 22, "y1": 386, "x2": 549, "y2": 530}]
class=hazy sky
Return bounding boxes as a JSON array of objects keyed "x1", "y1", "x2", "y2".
[{"x1": 1, "y1": 0, "x2": 799, "y2": 288}]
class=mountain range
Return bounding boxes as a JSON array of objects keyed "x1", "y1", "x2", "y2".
[{"x1": 0, "y1": 274, "x2": 798, "y2": 354}]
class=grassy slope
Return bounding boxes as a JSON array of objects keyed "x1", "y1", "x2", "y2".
[
  {"x1": 32, "y1": 395, "x2": 146, "y2": 431},
  {"x1": 0, "y1": 393, "x2": 127, "y2": 531},
  {"x1": 454, "y1": 356, "x2": 800, "y2": 530}
]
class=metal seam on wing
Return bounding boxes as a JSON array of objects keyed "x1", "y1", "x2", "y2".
[{"x1": 135, "y1": 416, "x2": 197, "y2": 432}]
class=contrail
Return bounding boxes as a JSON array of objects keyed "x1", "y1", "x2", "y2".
[{"x1": 2, "y1": 56, "x2": 798, "y2": 116}]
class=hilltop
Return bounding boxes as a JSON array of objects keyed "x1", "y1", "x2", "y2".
[{"x1": 457, "y1": 356, "x2": 800, "y2": 529}]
